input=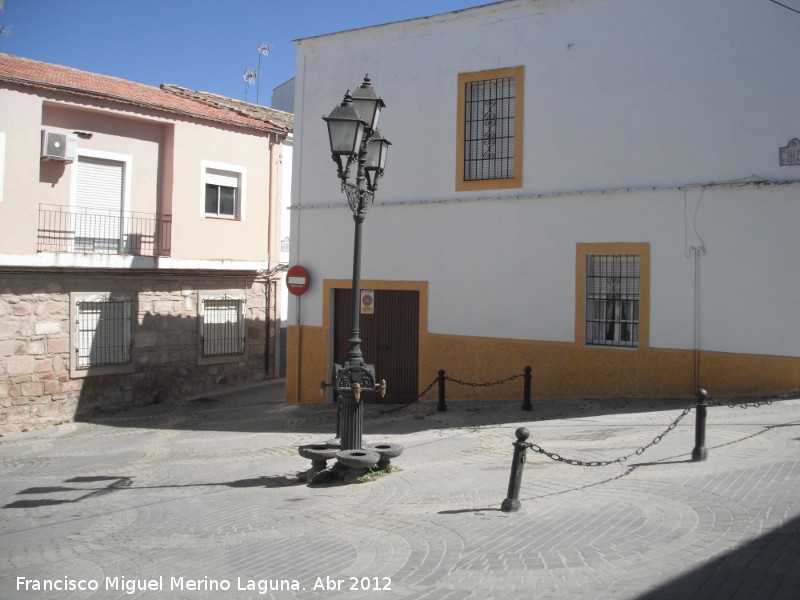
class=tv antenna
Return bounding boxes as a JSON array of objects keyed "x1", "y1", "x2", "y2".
[
  {"x1": 242, "y1": 42, "x2": 272, "y2": 104},
  {"x1": 243, "y1": 67, "x2": 257, "y2": 101},
  {"x1": 256, "y1": 42, "x2": 272, "y2": 105},
  {"x1": 0, "y1": 0, "x2": 10, "y2": 37}
]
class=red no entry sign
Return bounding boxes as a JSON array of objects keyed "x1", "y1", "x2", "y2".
[{"x1": 286, "y1": 265, "x2": 310, "y2": 296}]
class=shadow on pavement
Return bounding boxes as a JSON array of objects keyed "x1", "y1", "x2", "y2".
[
  {"x1": 634, "y1": 512, "x2": 800, "y2": 600},
  {"x1": 3, "y1": 474, "x2": 303, "y2": 508},
  {"x1": 77, "y1": 379, "x2": 701, "y2": 436}
]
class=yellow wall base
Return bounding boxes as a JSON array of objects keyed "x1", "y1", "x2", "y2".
[{"x1": 286, "y1": 325, "x2": 800, "y2": 404}]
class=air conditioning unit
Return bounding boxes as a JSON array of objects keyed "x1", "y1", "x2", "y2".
[{"x1": 41, "y1": 130, "x2": 78, "y2": 162}]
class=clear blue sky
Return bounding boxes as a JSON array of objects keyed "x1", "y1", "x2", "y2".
[{"x1": 0, "y1": 0, "x2": 494, "y2": 107}]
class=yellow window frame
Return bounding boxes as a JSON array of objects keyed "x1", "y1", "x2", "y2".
[{"x1": 456, "y1": 66, "x2": 524, "y2": 192}]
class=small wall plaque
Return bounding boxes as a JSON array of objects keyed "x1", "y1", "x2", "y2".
[
  {"x1": 779, "y1": 138, "x2": 800, "y2": 166},
  {"x1": 360, "y1": 290, "x2": 374, "y2": 315}
]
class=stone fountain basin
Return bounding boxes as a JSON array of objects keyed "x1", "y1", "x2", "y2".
[
  {"x1": 364, "y1": 442, "x2": 404, "y2": 466},
  {"x1": 335, "y1": 449, "x2": 380, "y2": 468},
  {"x1": 298, "y1": 443, "x2": 340, "y2": 463}
]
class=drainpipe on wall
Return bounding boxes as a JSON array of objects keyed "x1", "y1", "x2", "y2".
[
  {"x1": 265, "y1": 133, "x2": 288, "y2": 381},
  {"x1": 692, "y1": 245, "x2": 705, "y2": 392},
  {"x1": 264, "y1": 278, "x2": 271, "y2": 379},
  {"x1": 686, "y1": 186, "x2": 707, "y2": 395}
]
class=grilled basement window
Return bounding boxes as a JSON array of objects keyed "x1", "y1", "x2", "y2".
[
  {"x1": 201, "y1": 296, "x2": 245, "y2": 356},
  {"x1": 76, "y1": 296, "x2": 132, "y2": 368},
  {"x1": 457, "y1": 67, "x2": 524, "y2": 191},
  {"x1": 585, "y1": 254, "x2": 640, "y2": 348}
]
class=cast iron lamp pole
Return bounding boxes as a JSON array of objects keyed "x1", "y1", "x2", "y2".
[{"x1": 323, "y1": 75, "x2": 390, "y2": 451}]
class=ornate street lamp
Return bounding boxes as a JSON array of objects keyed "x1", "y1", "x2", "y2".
[{"x1": 322, "y1": 75, "x2": 390, "y2": 451}]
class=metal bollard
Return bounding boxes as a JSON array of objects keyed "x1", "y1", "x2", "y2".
[
  {"x1": 437, "y1": 369, "x2": 447, "y2": 412},
  {"x1": 692, "y1": 388, "x2": 709, "y2": 462},
  {"x1": 501, "y1": 427, "x2": 530, "y2": 512},
  {"x1": 521, "y1": 366, "x2": 532, "y2": 411}
]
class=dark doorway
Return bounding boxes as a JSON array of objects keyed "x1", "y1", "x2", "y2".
[{"x1": 333, "y1": 289, "x2": 419, "y2": 403}]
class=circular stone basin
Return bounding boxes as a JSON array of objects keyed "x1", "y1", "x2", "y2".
[
  {"x1": 364, "y1": 442, "x2": 404, "y2": 466},
  {"x1": 298, "y1": 443, "x2": 339, "y2": 464},
  {"x1": 335, "y1": 449, "x2": 380, "y2": 468}
]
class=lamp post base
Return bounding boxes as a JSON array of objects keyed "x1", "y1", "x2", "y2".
[{"x1": 339, "y1": 392, "x2": 364, "y2": 451}]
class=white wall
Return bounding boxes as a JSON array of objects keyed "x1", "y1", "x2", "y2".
[
  {"x1": 271, "y1": 78, "x2": 296, "y2": 114},
  {"x1": 291, "y1": 0, "x2": 800, "y2": 358}
]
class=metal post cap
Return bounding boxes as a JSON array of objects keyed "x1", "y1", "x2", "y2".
[{"x1": 515, "y1": 427, "x2": 531, "y2": 442}]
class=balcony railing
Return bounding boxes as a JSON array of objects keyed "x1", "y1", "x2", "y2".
[{"x1": 38, "y1": 204, "x2": 171, "y2": 257}]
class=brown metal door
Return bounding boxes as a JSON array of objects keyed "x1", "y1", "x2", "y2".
[{"x1": 333, "y1": 289, "x2": 419, "y2": 403}]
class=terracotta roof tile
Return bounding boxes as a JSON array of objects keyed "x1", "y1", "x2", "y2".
[
  {"x1": 0, "y1": 53, "x2": 292, "y2": 135},
  {"x1": 160, "y1": 84, "x2": 293, "y2": 133}
]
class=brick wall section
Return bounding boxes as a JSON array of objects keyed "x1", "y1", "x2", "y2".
[{"x1": 0, "y1": 272, "x2": 275, "y2": 435}]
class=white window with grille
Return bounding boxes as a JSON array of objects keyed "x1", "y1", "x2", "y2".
[{"x1": 585, "y1": 254, "x2": 640, "y2": 347}]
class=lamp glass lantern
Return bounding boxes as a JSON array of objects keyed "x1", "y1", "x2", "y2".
[
  {"x1": 350, "y1": 75, "x2": 385, "y2": 133},
  {"x1": 364, "y1": 129, "x2": 391, "y2": 188},
  {"x1": 323, "y1": 92, "x2": 367, "y2": 157}
]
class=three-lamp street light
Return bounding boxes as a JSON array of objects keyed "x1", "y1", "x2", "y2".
[{"x1": 323, "y1": 75, "x2": 391, "y2": 451}]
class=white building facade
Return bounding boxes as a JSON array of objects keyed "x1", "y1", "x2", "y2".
[{"x1": 286, "y1": 0, "x2": 800, "y2": 404}]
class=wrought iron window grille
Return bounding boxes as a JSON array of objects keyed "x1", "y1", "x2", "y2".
[
  {"x1": 464, "y1": 76, "x2": 516, "y2": 181},
  {"x1": 585, "y1": 254, "x2": 640, "y2": 348},
  {"x1": 75, "y1": 296, "x2": 132, "y2": 368},
  {"x1": 201, "y1": 296, "x2": 246, "y2": 357}
]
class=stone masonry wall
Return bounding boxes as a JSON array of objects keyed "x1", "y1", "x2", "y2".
[{"x1": 0, "y1": 272, "x2": 275, "y2": 435}]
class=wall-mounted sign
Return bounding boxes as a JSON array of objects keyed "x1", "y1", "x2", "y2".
[
  {"x1": 286, "y1": 265, "x2": 310, "y2": 296},
  {"x1": 360, "y1": 289, "x2": 375, "y2": 314},
  {"x1": 779, "y1": 138, "x2": 800, "y2": 166}
]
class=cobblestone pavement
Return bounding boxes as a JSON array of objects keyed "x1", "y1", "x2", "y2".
[{"x1": 2, "y1": 381, "x2": 799, "y2": 599}]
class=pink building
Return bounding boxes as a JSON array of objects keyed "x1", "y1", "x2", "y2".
[{"x1": 0, "y1": 53, "x2": 293, "y2": 433}]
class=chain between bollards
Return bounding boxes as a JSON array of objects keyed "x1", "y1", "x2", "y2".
[
  {"x1": 499, "y1": 386, "x2": 791, "y2": 510},
  {"x1": 500, "y1": 402, "x2": 693, "y2": 509},
  {"x1": 436, "y1": 367, "x2": 533, "y2": 412}
]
